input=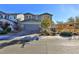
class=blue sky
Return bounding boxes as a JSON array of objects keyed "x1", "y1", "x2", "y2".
[{"x1": 0, "y1": 4, "x2": 79, "y2": 23}]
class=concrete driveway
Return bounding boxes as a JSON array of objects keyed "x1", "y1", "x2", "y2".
[{"x1": 0, "y1": 36, "x2": 79, "y2": 54}]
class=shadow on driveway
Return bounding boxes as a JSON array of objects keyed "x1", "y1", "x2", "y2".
[{"x1": 0, "y1": 36, "x2": 39, "y2": 49}]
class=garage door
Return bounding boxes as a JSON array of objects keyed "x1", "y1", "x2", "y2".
[{"x1": 23, "y1": 24, "x2": 41, "y2": 34}]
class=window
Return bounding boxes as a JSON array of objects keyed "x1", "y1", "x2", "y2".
[
  {"x1": 29, "y1": 16, "x2": 31, "y2": 19},
  {"x1": 26, "y1": 16, "x2": 28, "y2": 19},
  {"x1": 0, "y1": 16, "x2": 2, "y2": 18},
  {"x1": 44, "y1": 15, "x2": 50, "y2": 19},
  {"x1": 26, "y1": 15, "x2": 32, "y2": 19},
  {"x1": 0, "y1": 21, "x2": 2, "y2": 25},
  {"x1": 9, "y1": 15, "x2": 14, "y2": 20},
  {"x1": 35, "y1": 16, "x2": 38, "y2": 20}
]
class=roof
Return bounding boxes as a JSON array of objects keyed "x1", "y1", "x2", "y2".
[
  {"x1": 7, "y1": 13, "x2": 20, "y2": 15},
  {"x1": 24, "y1": 13, "x2": 34, "y2": 15},
  {"x1": 0, "y1": 11, "x2": 53, "y2": 16},
  {"x1": 0, "y1": 11, "x2": 6, "y2": 14},
  {"x1": 40, "y1": 13, "x2": 53, "y2": 16}
]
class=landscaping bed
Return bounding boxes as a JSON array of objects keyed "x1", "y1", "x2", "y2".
[{"x1": 59, "y1": 32, "x2": 73, "y2": 37}]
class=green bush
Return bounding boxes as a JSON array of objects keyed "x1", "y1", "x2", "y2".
[
  {"x1": 0, "y1": 27, "x2": 11, "y2": 35},
  {"x1": 0, "y1": 31, "x2": 7, "y2": 35},
  {"x1": 6, "y1": 28, "x2": 11, "y2": 33},
  {"x1": 60, "y1": 32, "x2": 73, "y2": 37}
]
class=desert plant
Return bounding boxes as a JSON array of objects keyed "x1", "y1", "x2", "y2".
[{"x1": 41, "y1": 17, "x2": 53, "y2": 35}]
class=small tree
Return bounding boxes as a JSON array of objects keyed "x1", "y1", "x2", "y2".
[
  {"x1": 67, "y1": 17, "x2": 74, "y2": 23},
  {"x1": 75, "y1": 16, "x2": 79, "y2": 22},
  {"x1": 41, "y1": 17, "x2": 53, "y2": 35}
]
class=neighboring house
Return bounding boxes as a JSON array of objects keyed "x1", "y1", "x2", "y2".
[{"x1": 0, "y1": 11, "x2": 19, "y2": 32}]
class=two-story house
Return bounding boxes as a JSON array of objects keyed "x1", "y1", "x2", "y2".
[{"x1": 22, "y1": 13, "x2": 53, "y2": 34}]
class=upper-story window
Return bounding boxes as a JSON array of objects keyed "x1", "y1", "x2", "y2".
[
  {"x1": 9, "y1": 15, "x2": 15, "y2": 20},
  {"x1": 44, "y1": 15, "x2": 50, "y2": 19},
  {"x1": 0, "y1": 21, "x2": 2, "y2": 25},
  {"x1": 0, "y1": 15, "x2": 3, "y2": 19},
  {"x1": 26, "y1": 15, "x2": 32, "y2": 19},
  {"x1": 28, "y1": 16, "x2": 32, "y2": 19},
  {"x1": 26, "y1": 16, "x2": 28, "y2": 19},
  {"x1": 0, "y1": 14, "x2": 6, "y2": 19},
  {"x1": 35, "y1": 16, "x2": 39, "y2": 20},
  {"x1": 2, "y1": 15, "x2": 5, "y2": 19}
]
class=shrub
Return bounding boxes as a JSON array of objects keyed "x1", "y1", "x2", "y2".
[
  {"x1": 40, "y1": 16, "x2": 53, "y2": 36},
  {"x1": 52, "y1": 32, "x2": 56, "y2": 36},
  {"x1": 0, "y1": 27, "x2": 11, "y2": 35},
  {"x1": 73, "y1": 33, "x2": 79, "y2": 35},
  {"x1": 40, "y1": 30, "x2": 50, "y2": 36},
  {"x1": 60, "y1": 32, "x2": 73, "y2": 37},
  {"x1": 0, "y1": 31, "x2": 7, "y2": 35},
  {"x1": 6, "y1": 27, "x2": 11, "y2": 33}
]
